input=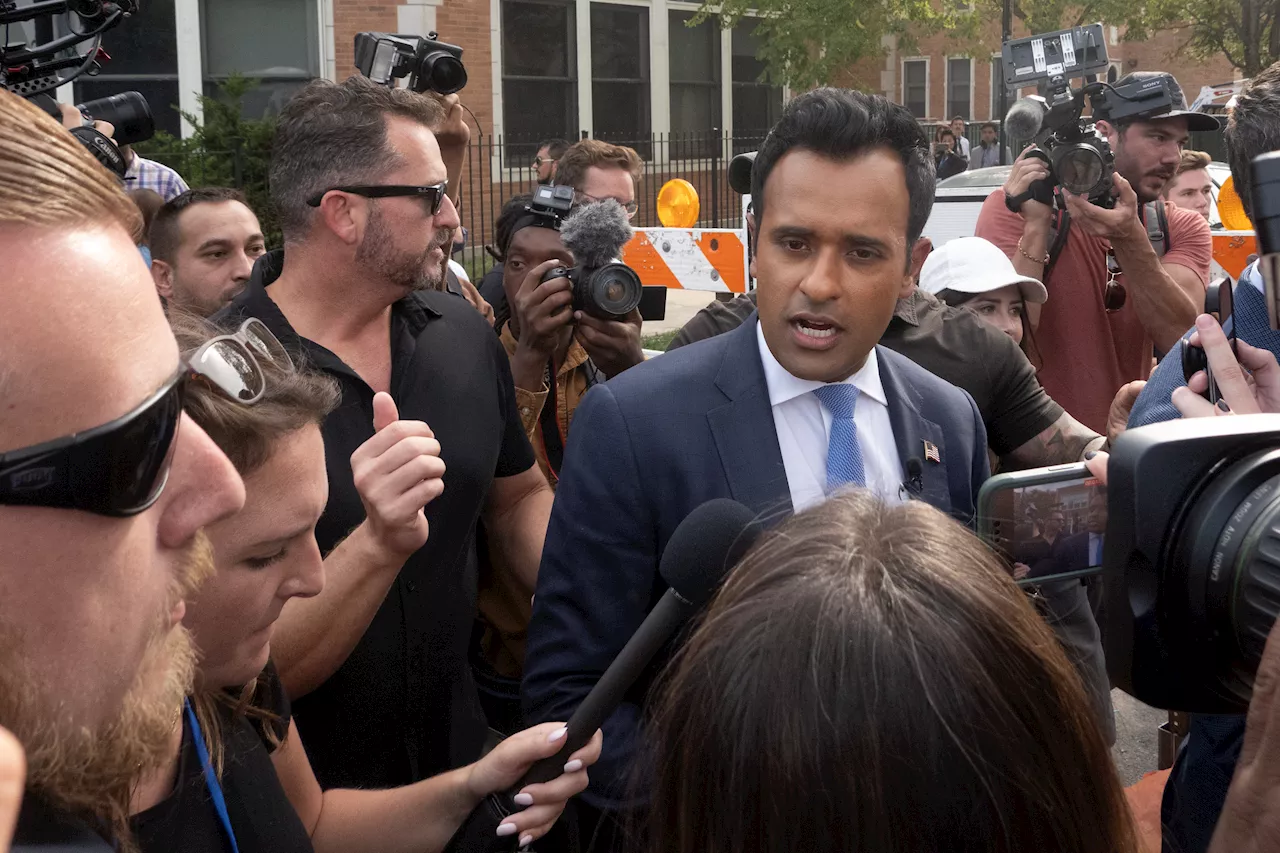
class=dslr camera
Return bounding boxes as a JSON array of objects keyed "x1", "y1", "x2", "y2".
[
  {"x1": 528, "y1": 184, "x2": 644, "y2": 321},
  {"x1": 1001, "y1": 24, "x2": 1174, "y2": 210},
  {"x1": 354, "y1": 32, "x2": 467, "y2": 95},
  {"x1": 1106, "y1": 153, "x2": 1280, "y2": 712}
]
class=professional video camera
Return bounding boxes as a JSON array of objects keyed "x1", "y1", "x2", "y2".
[
  {"x1": 1001, "y1": 24, "x2": 1175, "y2": 210},
  {"x1": 525, "y1": 184, "x2": 644, "y2": 320},
  {"x1": 354, "y1": 32, "x2": 467, "y2": 95},
  {"x1": 1105, "y1": 153, "x2": 1280, "y2": 713}
]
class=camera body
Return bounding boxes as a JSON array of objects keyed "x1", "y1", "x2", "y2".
[
  {"x1": 354, "y1": 32, "x2": 467, "y2": 95},
  {"x1": 1105, "y1": 415, "x2": 1280, "y2": 713},
  {"x1": 540, "y1": 263, "x2": 644, "y2": 321}
]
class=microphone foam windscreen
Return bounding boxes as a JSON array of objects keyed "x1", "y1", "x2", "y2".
[
  {"x1": 1004, "y1": 96, "x2": 1048, "y2": 141},
  {"x1": 561, "y1": 199, "x2": 633, "y2": 268},
  {"x1": 659, "y1": 499, "x2": 761, "y2": 606}
]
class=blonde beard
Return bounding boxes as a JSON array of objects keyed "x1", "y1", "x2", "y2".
[{"x1": 0, "y1": 530, "x2": 214, "y2": 850}]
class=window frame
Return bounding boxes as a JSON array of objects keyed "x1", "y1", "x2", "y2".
[
  {"x1": 901, "y1": 56, "x2": 929, "y2": 119},
  {"x1": 945, "y1": 55, "x2": 973, "y2": 123}
]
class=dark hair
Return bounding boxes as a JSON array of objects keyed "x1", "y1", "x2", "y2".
[
  {"x1": 951, "y1": 114, "x2": 967, "y2": 122},
  {"x1": 1227, "y1": 60, "x2": 1280, "y2": 220},
  {"x1": 148, "y1": 187, "x2": 252, "y2": 264},
  {"x1": 980, "y1": 121, "x2": 998, "y2": 133},
  {"x1": 937, "y1": 128, "x2": 956, "y2": 141},
  {"x1": 170, "y1": 309, "x2": 341, "y2": 478},
  {"x1": 538, "y1": 138, "x2": 570, "y2": 160},
  {"x1": 934, "y1": 287, "x2": 1043, "y2": 370},
  {"x1": 493, "y1": 193, "x2": 537, "y2": 261},
  {"x1": 750, "y1": 88, "x2": 935, "y2": 248},
  {"x1": 270, "y1": 76, "x2": 445, "y2": 241},
  {"x1": 554, "y1": 139, "x2": 643, "y2": 193},
  {"x1": 127, "y1": 189, "x2": 165, "y2": 245},
  {"x1": 647, "y1": 490, "x2": 1138, "y2": 853}
]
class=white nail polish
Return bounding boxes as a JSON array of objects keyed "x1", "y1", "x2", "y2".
[
  {"x1": 513, "y1": 792, "x2": 533, "y2": 807},
  {"x1": 564, "y1": 759, "x2": 583, "y2": 773},
  {"x1": 520, "y1": 835, "x2": 534, "y2": 848},
  {"x1": 548, "y1": 726, "x2": 567, "y2": 743},
  {"x1": 496, "y1": 822, "x2": 518, "y2": 837}
]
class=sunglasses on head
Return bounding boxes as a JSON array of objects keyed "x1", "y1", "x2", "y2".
[
  {"x1": 0, "y1": 319, "x2": 292, "y2": 517},
  {"x1": 306, "y1": 182, "x2": 449, "y2": 216}
]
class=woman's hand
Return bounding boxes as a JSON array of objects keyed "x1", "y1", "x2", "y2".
[
  {"x1": 0, "y1": 726, "x2": 25, "y2": 852},
  {"x1": 466, "y1": 723, "x2": 603, "y2": 848},
  {"x1": 1173, "y1": 314, "x2": 1280, "y2": 418}
]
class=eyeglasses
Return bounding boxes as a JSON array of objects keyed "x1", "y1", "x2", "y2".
[
  {"x1": 0, "y1": 319, "x2": 293, "y2": 517},
  {"x1": 306, "y1": 182, "x2": 449, "y2": 216},
  {"x1": 187, "y1": 318, "x2": 294, "y2": 405},
  {"x1": 533, "y1": 156, "x2": 558, "y2": 168},
  {"x1": 1105, "y1": 249, "x2": 1128, "y2": 313},
  {"x1": 574, "y1": 191, "x2": 639, "y2": 220}
]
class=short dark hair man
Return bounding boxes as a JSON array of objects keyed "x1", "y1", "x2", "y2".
[
  {"x1": 949, "y1": 114, "x2": 971, "y2": 162},
  {"x1": 976, "y1": 71, "x2": 1215, "y2": 432},
  {"x1": 975, "y1": 121, "x2": 1005, "y2": 169},
  {"x1": 533, "y1": 138, "x2": 569, "y2": 185},
  {"x1": 1126, "y1": 59, "x2": 1280, "y2": 853},
  {"x1": 524, "y1": 88, "x2": 990, "y2": 844},
  {"x1": 149, "y1": 187, "x2": 266, "y2": 316},
  {"x1": 217, "y1": 76, "x2": 555, "y2": 791}
]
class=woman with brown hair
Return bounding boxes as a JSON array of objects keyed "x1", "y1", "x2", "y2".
[
  {"x1": 647, "y1": 489, "x2": 1137, "y2": 853},
  {"x1": 128, "y1": 311, "x2": 600, "y2": 853}
]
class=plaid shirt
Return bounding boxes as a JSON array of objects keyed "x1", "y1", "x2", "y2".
[{"x1": 124, "y1": 155, "x2": 189, "y2": 201}]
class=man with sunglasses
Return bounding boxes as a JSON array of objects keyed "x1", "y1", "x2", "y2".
[
  {"x1": 0, "y1": 90, "x2": 245, "y2": 848},
  {"x1": 533, "y1": 138, "x2": 569, "y2": 186},
  {"x1": 217, "y1": 75, "x2": 556, "y2": 793},
  {"x1": 975, "y1": 71, "x2": 1215, "y2": 434}
]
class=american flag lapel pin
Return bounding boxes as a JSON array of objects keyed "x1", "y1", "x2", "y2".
[{"x1": 923, "y1": 440, "x2": 941, "y2": 464}]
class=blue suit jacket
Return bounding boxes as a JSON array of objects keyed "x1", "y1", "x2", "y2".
[{"x1": 521, "y1": 315, "x2": 989, "y2": 809}]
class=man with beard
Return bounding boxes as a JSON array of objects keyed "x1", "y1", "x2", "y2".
[
  {"x1": 976, "y1": 71, "x2": 1215, "y2": 433},
  {"x1": 217, "y1": 76, "x2": 555, "y2": 792},
  {"x1": 0, "y1": 90, "x2": 245, "y2": 849}
]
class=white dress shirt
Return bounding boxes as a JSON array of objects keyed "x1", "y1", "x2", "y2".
[{"x1": 756, "y1": 324, "x2": 903, "y2": 512}]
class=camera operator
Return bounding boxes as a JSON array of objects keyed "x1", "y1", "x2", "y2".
[
  {"x1": 934, "y1": 127, "x2": 967, "y2": 180},
  {"x1": 0, "y1": 89, "x2": 245, "y2": 849},
  {"x1": 121, "y1": 145, "x2": 189, "y2": 202},
  {"x1": 215, "y1": 76, "x2": 555, "y2": 793},
  {"x1": 1108, "y1": 59, "x2": 1280, "y2": 853},
  {"x1": 977, "y1": 71, "x2": 1215, "y2": 433},
  {"x1": 149, "y1": 187, "x2": 267, "y2": 316}
]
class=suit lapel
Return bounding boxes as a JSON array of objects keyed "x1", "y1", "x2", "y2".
[
  {"x1": 706, "y1": 317, "x2": 793, "y2": 519},
  {"x1": 876, "y1": 347, "x2": 952, "y2": 512}
]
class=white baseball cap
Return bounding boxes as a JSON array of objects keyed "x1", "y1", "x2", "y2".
[{"x1": 919, "y1": 237, "x2": 1048, "y2": 304}]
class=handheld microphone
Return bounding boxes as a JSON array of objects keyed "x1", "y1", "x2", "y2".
[
  {"x1": 1004, "y1": 96, "x2": 1048, "y2": 143},
  {"x1": 440, "y1": 499, "x2": 761, "y2": 853}
]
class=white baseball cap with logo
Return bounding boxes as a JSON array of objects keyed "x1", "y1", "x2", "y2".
[{"x1": 919, "y1": 236, "x2": 1049, "y2": 304}]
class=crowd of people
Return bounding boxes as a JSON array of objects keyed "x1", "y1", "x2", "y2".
[{"x1": 2, "y1": 52, "x2": 1280, "y2": 853}]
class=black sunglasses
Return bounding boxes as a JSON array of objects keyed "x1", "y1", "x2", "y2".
[
  {"x1": 305, "y1": 182, "x2": 449, "y2": 216},
  {"x1": 0, "y1": 320, "x2": 294, "y2": 517}
]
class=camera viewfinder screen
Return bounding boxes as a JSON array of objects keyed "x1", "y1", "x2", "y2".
[{"x1": 984, "y1": 474, "x2": 1107, "y2": 585}]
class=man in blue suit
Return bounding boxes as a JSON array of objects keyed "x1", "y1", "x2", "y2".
[{"x1": 522, "y1": 88, "x2": 989, "y2": 840}]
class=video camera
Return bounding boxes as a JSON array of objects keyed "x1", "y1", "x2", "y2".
[
  {"x1": 1001, "y1": 24, "x2": 1174, "y2": 210},
  {"x1": 1105, "y1": 153, "x2": 1280, "y2": 713},
  {"x1": 354, "y1": 32, "x2": 467, "y2": 95}
]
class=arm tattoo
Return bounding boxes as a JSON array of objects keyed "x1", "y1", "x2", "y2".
[{"x1": 1000, "y1": 412, "x2": 1102, "y2": 471}]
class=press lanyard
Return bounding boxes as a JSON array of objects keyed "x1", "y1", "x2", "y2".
[{"x1": 183, "y1": 699, "x2": 242, "y2": 853}]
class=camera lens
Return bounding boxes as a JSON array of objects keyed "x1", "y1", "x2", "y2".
[
  {"x1": 1051, "y1": 144, "x2": 1107, "y2": 195},
  {"x1": 75, "y1": 91, "x2": 154, "y2": 147},
  {"x1": 580, "y1": 263, "x2": 642, "y2": 319},
  {"x1": 422, "y1": 50, "x2": 467, "y2": 95},
  {"x1": 1175, "y1": 448, "x2": 1280, "y2": 706}
]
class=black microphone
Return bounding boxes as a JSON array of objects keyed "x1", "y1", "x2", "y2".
[
  {"x1": 905, "y1": 457, "x2": 924, "y2": 494},
  {"x1": 441, "y1": 499, "x2": 761, "y2": 853}
]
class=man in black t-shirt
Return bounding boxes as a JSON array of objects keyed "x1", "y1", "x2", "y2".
[
  {"x1": 670, "y1": 284, "x2": 1107, "y2": 470},
  {"x1": 215, "y1": 77, "x2": 554, "y2": 790}
]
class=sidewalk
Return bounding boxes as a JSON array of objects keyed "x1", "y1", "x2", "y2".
[{"x1": 640, "y1": 289, "x2": 722, "y2": 337}]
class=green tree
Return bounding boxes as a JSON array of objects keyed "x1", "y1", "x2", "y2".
[
  {"x1": 136, "y1": 75, "x2": 280, "y2": 245},
  {"x1": 1123, "y1": 0, "x2": 1275, "y2": 77}
]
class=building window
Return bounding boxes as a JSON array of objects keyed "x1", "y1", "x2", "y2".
[
  {"x1": 669, "y1": 10, "x2": 720, "y2": 158},
  {"x1": 731, "y1": 21, "x2": 782, "y2": 147},
  {"x1": 946, "y1": 57, "x2": 970, "y2": 119},
  {"x1": 591, "y1": 3, "x2": 650, "y2": 150},
  {"x1": 502, "y1": 0, "x2": 578, "y2": 160},
  {"x1": 70, "y1": 0, "x2": 181, "y2": 137},
  {"x1": 200, "y1": 0, "x2": 319, "y2": 120},
  {"x1": 902, "y1": 59, "x2": 927, "y2": 118}
]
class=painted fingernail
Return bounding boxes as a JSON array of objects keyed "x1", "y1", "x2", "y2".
[
  {"x1": 497, "y1": 823, "x2": 518, "y2": 837},
  {"x1": 520, "y1": 835, "x2": 534, "y2": 848},
  {"x1": 564, "y1": 759, "x2": 583, "y2": 773},
  {"x1": 513, "y1": 792, "x2": 534, "y2": 807},
  {"x1": 548, "y1": 727, "x2": 567, "y2": 743},
  {"x1": 1218, "y1": 399, "x2": 1231, "y2": 412},
  {"x1": 1084, "y1": 450, "x2": 1099, "y2": 460}
]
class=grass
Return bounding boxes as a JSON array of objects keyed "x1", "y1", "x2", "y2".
[{"x1": 641, "y1": 329, "x2": 679, "y2": 352}]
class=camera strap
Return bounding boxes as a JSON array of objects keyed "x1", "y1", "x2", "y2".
[
  {"x1": 1046, "y1": 198, "x2": 1170, "y2": 281},
  {"x1": 537, "y1": 353, "x2": 602, "y2": 480}
]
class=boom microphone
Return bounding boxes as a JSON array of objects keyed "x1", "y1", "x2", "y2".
[
  {"x1": 1004, "y1": 96, "x2": 1048, "y2": 143},
  {"x1": 560, "y1": 198, "x2": 633, "y2": 267},
  {"x1": 441, "y1": 498, "x2": 761, "y2": 853}
]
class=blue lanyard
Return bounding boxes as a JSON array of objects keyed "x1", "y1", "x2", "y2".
[{"x1": 184, "y1": 699, "x2": 242, "y2": 853}]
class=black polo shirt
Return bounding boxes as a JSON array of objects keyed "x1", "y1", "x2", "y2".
[
  {"x1": 217, "y1": 251, "x2": 536, "y2": 790},
  {"x1": 668, "y1": 289, "x2": 1063, "y2": 456}
]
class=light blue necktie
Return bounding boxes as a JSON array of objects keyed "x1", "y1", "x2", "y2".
[{"x1": 812, "y1": 384, "x2": 865, "y2": 490}]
